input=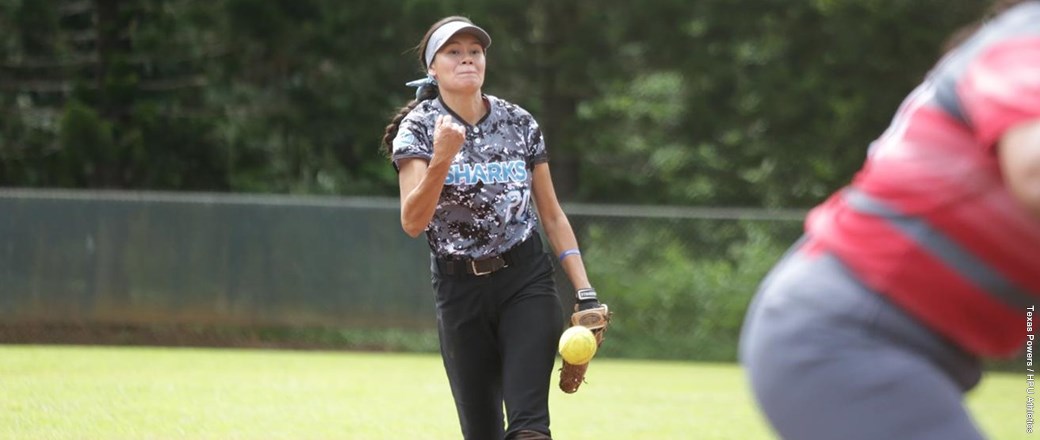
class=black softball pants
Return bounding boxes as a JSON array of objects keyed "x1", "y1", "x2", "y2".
[{"x1": 431, "y1": 236, "x2": 564, "y2": 440}]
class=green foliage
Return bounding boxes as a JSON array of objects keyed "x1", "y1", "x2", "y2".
[
  {"x1": 568, "y1": 0, "x2": 987, "y2": 206},
  {"x1": 58, "y1": 100, "x2": 115, "y2": 185},
  {"x1": 0, "y1": 0, "x2": 230, "y2": 189},
  {"x1": 581, "y1": 220, "x2": 796, "y2": 361},
  {"x1": 0, "y1": 0, "x2": 990, "y2": 203}
]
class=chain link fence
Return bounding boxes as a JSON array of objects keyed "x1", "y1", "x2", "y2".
[{"x1": 0, "y1": 189, "x2": 806, "y2": 358}]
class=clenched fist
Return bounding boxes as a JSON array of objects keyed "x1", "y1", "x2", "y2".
[{"x1": 433, "y1": 115, "x2": 466, "y2": 160}]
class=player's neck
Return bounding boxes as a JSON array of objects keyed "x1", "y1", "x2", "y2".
[{"x1": 440, "y1": 91, "x2": 487, "y2": 126}]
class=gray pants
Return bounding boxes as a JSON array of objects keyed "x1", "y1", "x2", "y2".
[{"x1": 739, "y1": 240, "x2": 985, "y2": 440}]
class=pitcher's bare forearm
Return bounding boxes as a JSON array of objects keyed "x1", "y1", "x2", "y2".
[
  {"x1": 398, "y1": 153, "x2": 453, "y2": 237},
  {"x1": 544, "y1": 215, "x2": 591, "y2": 291},
  {"x1": 531, "y1": 163, "x2": 591, "y2": 291}
]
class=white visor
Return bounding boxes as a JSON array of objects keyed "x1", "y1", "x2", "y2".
[{"x1": 424, "y1": 21, "x2": 492, "y2": 68}]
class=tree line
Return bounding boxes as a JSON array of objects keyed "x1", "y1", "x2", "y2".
[{"x1": 0, "y1": 0, "x2": 987, "y2": 207}]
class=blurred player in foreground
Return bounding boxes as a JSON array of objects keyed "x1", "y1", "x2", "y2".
[
  {"x1": 740, "y1": 1, "x2": 1040, "y2": 439},
  {"x1": 381, "y1": 16, "x2": 610, "y2": 440}
]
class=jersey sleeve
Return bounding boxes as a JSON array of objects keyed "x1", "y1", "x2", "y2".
[
  {"x1": 526, "y1": 117, "x2": 549, "y2": 165},
  {"x1": 390, "y1": 115, "x2": 432, "y2": 171},
  {"x1": 957, "y1": 36, "x2": 1040, "y2": 149}
]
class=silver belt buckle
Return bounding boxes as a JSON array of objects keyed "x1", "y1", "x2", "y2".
[
  {"x1": 470, "y1": 257, "x2": 506, "y2": 276},
  {"x1": 470, "y1": 259, "x2": 492, "y2": 276}
]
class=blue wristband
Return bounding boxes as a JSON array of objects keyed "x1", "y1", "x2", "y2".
[{"x1": 558, "y1": 249, "x2": 581, "y2": 262}]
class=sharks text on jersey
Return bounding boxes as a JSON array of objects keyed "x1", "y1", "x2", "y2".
[{"x1": 444, "y1": 160, "x2": 528, "y2": 186}]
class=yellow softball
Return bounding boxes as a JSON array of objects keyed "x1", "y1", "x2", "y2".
[{"x1": 558, "y1": 325, "x2": 597, "y2": 365}]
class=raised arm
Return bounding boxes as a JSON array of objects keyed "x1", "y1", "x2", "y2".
[{"x1": 397, "y1": 115, "x2": 466, "y2": 237}]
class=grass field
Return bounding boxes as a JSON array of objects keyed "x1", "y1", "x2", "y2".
[{"x1": 0, "y1": 345, "x2": 1023, "y2": 439}]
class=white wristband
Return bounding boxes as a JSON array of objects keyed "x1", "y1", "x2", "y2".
[{"x1": 576, "y1": 288, "x2": 598, "y2": 302}]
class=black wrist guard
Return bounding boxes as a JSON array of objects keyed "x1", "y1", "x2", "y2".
[{"x1": 576, "y1": 287, "x2": 600, "y2": 310}]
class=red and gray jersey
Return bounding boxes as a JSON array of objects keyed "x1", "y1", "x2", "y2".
[
  {"x1": 806, "y1": 1, "x2": 1040, "y2": 358},
  {"x1": 391, "y1": 95, "x2": 547, "y2": 260}
]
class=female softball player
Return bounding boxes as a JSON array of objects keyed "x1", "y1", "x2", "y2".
[
  {"x1": 740, "y1": 1, "x2": 1040, "y2": 439},
  {"x1": 380, "y1": 16, "x2": 607, "y2": 440}
]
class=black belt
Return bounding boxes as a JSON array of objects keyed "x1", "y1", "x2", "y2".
[{"x1": 435, "y1": 233, "x2": 543, "y2": 277}]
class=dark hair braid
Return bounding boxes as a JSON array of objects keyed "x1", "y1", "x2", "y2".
[
  {"x1": 380, "y1": 16, "x2": 475, "y2": 158},
  {"x1": 381, "y1": 86, "x2": 439, "y2": 157}
]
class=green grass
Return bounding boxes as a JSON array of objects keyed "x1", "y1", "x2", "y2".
[{"x1": 0, "y1": 345, "x2": 1022, "y2": 439}]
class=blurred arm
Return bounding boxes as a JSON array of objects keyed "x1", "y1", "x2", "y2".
[{"x1": 998, "y1": 119, "x2": 1040, "y2": 219}]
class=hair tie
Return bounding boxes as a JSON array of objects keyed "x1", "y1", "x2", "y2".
[{"x1": 405, "y1": 75, "x2": 438, "y2": 100}]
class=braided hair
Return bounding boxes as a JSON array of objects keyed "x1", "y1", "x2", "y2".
[{"x1": 381, "y1": 16, "x2": 476, "y2": 157}]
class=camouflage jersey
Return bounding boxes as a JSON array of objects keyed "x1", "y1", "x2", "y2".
[{"x1": 391, "y1": 95, "x2": 547, "y2": 260}]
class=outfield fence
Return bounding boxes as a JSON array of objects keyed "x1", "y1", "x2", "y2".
[{"x1": 0, "y1": 188, "x2": 805, "y2": 341}]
